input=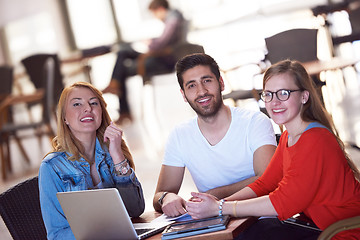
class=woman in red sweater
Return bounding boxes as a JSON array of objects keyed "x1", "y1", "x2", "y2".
[{"x1": 185, "y1": 60, "x2": 360, "y2": 239}]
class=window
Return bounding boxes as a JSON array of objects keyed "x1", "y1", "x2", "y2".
[
  {"x1": 112, "y1": 0, "x2": 163, "y2": 43},
  {"x1": 4, "y1": 12, "x2": 57, "y2": 65},
  {"x1": 65, "y1": 0, "x2": 118, "y2": 49}
]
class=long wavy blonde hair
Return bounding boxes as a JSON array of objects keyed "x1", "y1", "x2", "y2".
[
  {"x1": 263, "y1": 60, "x2": 359, "y2": 181},
  {"x1": 48, "y1": 82, "x2": 135, "y2": 169}
]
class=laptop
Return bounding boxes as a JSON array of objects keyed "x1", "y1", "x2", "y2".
[{"x1": 56, "y1": 188, "x2": 171, "y2": 240}]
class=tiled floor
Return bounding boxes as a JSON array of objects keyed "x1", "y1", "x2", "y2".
[{"x1": 1, "y1": 70, "x2": 360, "y2": 239}]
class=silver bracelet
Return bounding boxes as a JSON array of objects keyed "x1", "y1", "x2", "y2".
[
  {"x1": 114, "y1": 158, "x2": 127, "y2": 168},
  {"x1": 114, "y1": 158, "x2": 130, "y2": 175},
  {"x1": 219, "y1": 199, "x2": 225, "y2": 216}
]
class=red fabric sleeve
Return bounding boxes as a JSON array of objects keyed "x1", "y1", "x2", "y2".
[
  {"x1": 248, "y1": 132, "x2": 286, "y2": 197},
  {"x1": 250, "y1": 127, "x2": 360, "y2": 237},
  {"x1": 269, "y1": 129, "x2": 343, "y2": 220}
]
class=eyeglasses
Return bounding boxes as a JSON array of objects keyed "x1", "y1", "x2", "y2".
[{"x1": 259, "y1": 89, "x2": 302, "y2": 103}]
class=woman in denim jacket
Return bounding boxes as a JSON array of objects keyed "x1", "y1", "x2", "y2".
[{"x1": 39, "y1": 82, "x2": 145, "y2": 240}]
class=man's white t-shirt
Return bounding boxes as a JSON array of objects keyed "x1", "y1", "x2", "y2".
[{"x1": 163, "y1": 107, "x2": 276, "y2": 193}]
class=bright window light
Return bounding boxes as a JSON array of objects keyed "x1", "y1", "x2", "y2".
[{"x1": 66, "y1": 0, "x2": 117, "y2": 49}]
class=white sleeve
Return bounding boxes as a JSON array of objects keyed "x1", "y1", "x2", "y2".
[
  {"x1": 248, "y1": 111, "x2": 277, "y2": 153},
  {"x1": 163, "y1": 128, "x2": 186, "y2": 167}
]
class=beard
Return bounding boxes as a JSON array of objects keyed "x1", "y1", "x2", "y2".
[{"x1": 186, "y1": 91, "x2": 223, "y2": 119}]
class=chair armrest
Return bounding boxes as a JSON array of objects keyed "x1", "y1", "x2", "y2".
[
  {"x1": 0, "y1": 89, "x2": 44, "y2": 115},
  {"x1": 317, "y1": 216, "x2": 360, "y2": 240},
  {"x1": 136, "y1": 47, "x2": 173, "y2": 77}
]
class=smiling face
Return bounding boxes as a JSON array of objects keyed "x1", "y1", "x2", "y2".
[
  {"x1": 64, "y1": 87, "x2": 102, "y2": 140},
  {"x1": 180, "y1": 65, "x2": 224, "y2": 118},
  {"x1": 264, "y1": 72, "x2": 309, "y2": 129}
]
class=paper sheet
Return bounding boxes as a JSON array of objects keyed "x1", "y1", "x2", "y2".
[{"x1": 151, "y1": 212, "x2": 193, "y2": 223}]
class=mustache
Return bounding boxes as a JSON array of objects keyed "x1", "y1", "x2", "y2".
[{"x1": 195, "y1": 94, "x2": 213, "y2": 102}]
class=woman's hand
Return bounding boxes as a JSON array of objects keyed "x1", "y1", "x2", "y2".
[
  {"x1": 185, "y1": 192, "x2": 219, "y2": 219},
  {"x1": 103, "y1": 122, "x2": 125, "y2": 163}
]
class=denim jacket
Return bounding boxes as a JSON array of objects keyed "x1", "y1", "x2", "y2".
[{"x1": 39, "y1": 138, "x2": 145, "y2": 240}]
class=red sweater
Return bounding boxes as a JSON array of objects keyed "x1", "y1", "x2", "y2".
[{"x1": 249, "y1": 128, "x2": 360, "y2": 239}]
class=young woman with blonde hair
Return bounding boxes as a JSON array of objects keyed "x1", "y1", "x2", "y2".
[{"x1": 39, "y1": 82, "x2": 145, "y2": 240}]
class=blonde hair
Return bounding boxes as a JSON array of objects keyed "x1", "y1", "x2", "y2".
[
  {"x1": 263, "y1": 60, "x2": 359, "y2": 181},
  {"x1": 48, "y1": 82, "x2": 134, "y2": 169}
]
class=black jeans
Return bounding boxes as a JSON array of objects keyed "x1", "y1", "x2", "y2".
[
  {"x1": 235, "y1": 218, "x2": 321, "y2": 240},
  {"x1": 111, "y1": 45, "x2": 175, "y2": 114}
]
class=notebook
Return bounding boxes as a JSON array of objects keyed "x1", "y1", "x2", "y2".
[
  {"x1": 56, "y1": 188, "x2": 171, "y2": 240},
  {"x1": 161, "y1": 215, "x2": 230, "y2": 240}
]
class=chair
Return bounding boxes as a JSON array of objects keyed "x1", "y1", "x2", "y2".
[
  {"x1": 0, "y1": 65, "x2": 13, "y2": 102},
  {"x1": 220, "y1": 61, "x2": 264, "y2": 105},
  {"x1": 61, "y1": 45, "x2": 113, "y2": 84},
  {"x1": 0, "y1": 176, "x2": 47, "y2": 240},
  {"x1": 332, "y1": 3, "x2": 360, "y2": 45},
  {"x1": 136, "y1": 42, "x2": 204, "y2": 121},
  {"x1": 21, "y1": 53, "x2": 64, "y2": 105},
  {"x1": 223, "y1": 88, "x2": 262, "y2": 104},
  {"x1": 0, "y1": 65, "x2": 15, "y2": 130},
  {"x1": 224, "y1": 29, "x2": 320, "y2": 115},
  {"x1": 224, "y1": 29, "x2": 320, "y2": 109},
  {"x1": 0, "y1": 58, "x2": 56, "y2": 180},
  {"x1": 317, "y1": 216, "x2": 360, "y2": 240},
  {"x1": 223, "y1": 28, "x2": 324, "y2": 125},
  {"x1": 264, "y1": 28, "x2": 326, "y2": 100},
  {"x1": 138, "y1": 41, "x2": 205, "y2": 84},
  {"x1": 0, "y1": 65, "x2": 33, "y2": 179},
  {"x1": 264, "y1": 28, "x2": 319, "y2": 64},
  {"x1": 349, "y1": 4, "x2": 360, "y2": 33}
]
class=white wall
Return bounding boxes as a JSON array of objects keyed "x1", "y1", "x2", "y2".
[{"x1": 0, "y1": 0, "x2": 69, "y2": 65}]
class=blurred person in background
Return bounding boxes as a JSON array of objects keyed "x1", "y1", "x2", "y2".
[{"x1": 103, "y1": 0, "x2": 187, "y2": 124}]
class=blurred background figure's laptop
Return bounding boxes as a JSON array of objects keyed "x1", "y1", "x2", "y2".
[{"x1": 57, "y1": 188, "x2": 171, "y2": 240}]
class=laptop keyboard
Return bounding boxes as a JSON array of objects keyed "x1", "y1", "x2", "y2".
[{"x1": 136, "y1": 228, "x2": 154, "y2": 235}]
